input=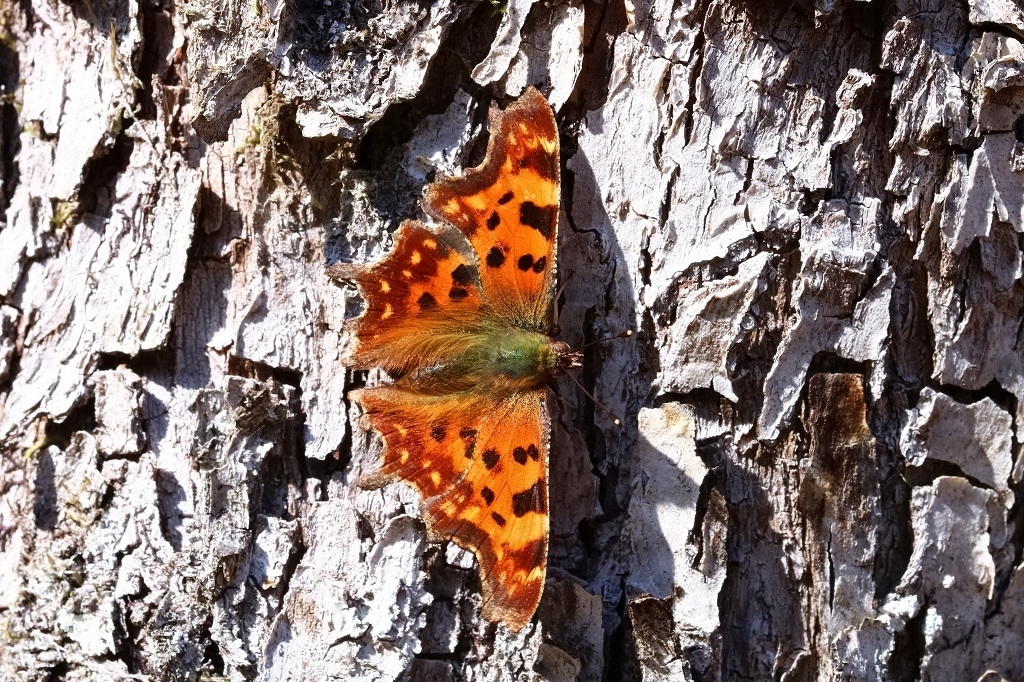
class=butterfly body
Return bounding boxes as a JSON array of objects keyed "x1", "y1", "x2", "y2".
[
  {"x1": 331, "y1": 88, "x2": 564, "y2": 632},
  {"x1": 435, "y1": 326, "x2": 566, "y2": 387}
]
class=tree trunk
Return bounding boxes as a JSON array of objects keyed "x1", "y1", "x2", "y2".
[{"x1": 2, "y1": 0, "x2": 1022, "y2": 680}]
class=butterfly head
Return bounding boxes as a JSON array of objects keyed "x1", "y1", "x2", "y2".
[{"x1": 550, "y1": 340, "x2": 583, "y2": 374}]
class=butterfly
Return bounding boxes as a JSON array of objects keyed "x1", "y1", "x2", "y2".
[{"x1": 328, "y1": 87, "x2": 577, "y2": 631}]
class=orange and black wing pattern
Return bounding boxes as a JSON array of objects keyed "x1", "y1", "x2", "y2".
[
  {"x1": 353, "y1": 387, "x2": 550, "y2": 631},
  {"x1": 328, "y1": 221, "x2": 484, "y2": 376},
  {"x1": 424, "y1": 87, "x2": 559, "y2": 330},
  {"x1": 335, "y1": 88, "x2": 561, "y2": 632}
]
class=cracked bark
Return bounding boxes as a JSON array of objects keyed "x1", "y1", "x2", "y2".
[{"x1": 2, "y1": 0, "x2": 1022, "y2": 681}]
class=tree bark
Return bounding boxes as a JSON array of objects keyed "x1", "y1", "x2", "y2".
[{"x1": 1, "y1": 0, "x2": 1022, "y2": 681}]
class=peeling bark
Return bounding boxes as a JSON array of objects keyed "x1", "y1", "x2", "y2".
[{"x1": 2, "y1": 1, "x2": 1022, "y2": 681}]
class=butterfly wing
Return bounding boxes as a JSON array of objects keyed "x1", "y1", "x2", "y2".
[
  {"x1": 354, "y1": 386, "x2": 550, "y2": 630},
  {"x1": 423, "y1": 87, "x2": 559, "y2": 330},
  {"x1": 328, "y1": 220, "x2": 484, "y2": 377}
]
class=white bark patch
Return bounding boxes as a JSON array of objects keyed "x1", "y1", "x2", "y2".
[
  {"x1": 267, "y1": 501, "x2": 429, "y2": 682},
  {"x1": 399, "y1": 89, "x2": 479, "y2": 184},
  {"x1": 882, "y1": 477, "x2": 998, "y2": 681},
  {"x1": 232, "y1": 203, "x2": 349, "y2": 461},
  {"x1": 938, "y1": 134, "x2": 1024, "y2": 255},
  {"x1": 801, "y1": 69, "x2": 875, "y2": 189},
  {"x1": 833, "y1": 619, "x2": 895, "y2": 682},
  {"x1": 981, "y1": 564, "x2": 1024, "y2": 679},
  {"x1": 288, "y1": 3, "x2": 462, "y2": 139},
  {"x1": 657, "y1": 253, "x2": 770, "y2": 401},
  {"x1": 626, "y1": 402, "x2": 724, "y2": 666},
  {"x1": 18, "y1": 6, "x2": 141, "y2": 200},
  {"x1": 978, "y1": 50, "x2": 1024, "y2": 133},
  {"x1": 923, "y1": 174, "x2": 1024, "y2": 422},
  {"x1": 1, "y1": 118, "x2": 200, "y2": 446},
  {"x1": 92, "y1": 367, "x2": 146, "y2": 457},
  {"x1": 445, "y1": 543, "x2": 476, "y2": 570},
  {"x1": 920, "y1": 37, "x2": 1024, "y2": 422},
  {"x1": 882, "y1": 16, "x2": 970, "y2": 153},
  {"x1": 471, "y1": 0, "x2": 540, "y2": 86},
  {"x1": 627, "y1": 405, "x2": 707, "y2": 598},
  {"x1": 4, "y1": 432, "x2": 175, "y2": 679},
  {"x1": 968, "y1": 0, "x2": 1024, "y2": 34},
  {"x1": 901, "y1": 388, "x2": 1015, "y2": 507},
  {"x1": 570, "y1": 41, "x2": 674, "y2": 271},
  {"x1": 187, "y1": 1, "x2": 462, "y2": 140},
  {"x1": 502, "y1": 1, "x2": 585, "y2": 110},
  {"x1": 184, "y1": 0, "x2": 286, "y2": 140},
  {"x1": 0, "y1": 5, "x2": 142, "y2": 298},
  {"x1": 760, "y1": 202, "x2": 892, "y2": 440}
]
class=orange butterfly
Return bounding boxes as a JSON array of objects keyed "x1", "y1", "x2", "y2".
[{"x1": 329, "y1": 87, "x2": 576, "y2": 631}]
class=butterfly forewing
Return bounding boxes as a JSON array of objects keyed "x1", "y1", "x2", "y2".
[{"x1": 424, "y1": 87, "x2": 560, "y2": 329}]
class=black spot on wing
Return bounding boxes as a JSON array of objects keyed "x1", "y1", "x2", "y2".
[
  {"x1": 487, "y1": 212, "x2": 501, "y2": 230},
  {"x1": 449, "y1": 286, "x2": 469, "y2": 300},
  {"x1": 418, "y1": 292, "x2": 437, "y2": 310},
  {"x1": 517, "y1": 254, "x2": 534, "y2": 272},
  {"x1": 451, "y1": 264, "x2": 473, "y2": 285},
  {"x1": 430, "y1": 423, "x2": 447, "y2": 442},
  {"x1": 532, "y1": 256, "x2": 546, "y2": 274},
  {"x1": 519, "y1": 202, "x2": 556, "y2": 238},
  {"x1": 512, "y1": 480, "x2": 546, "y2": 518},
  {"x1": 481, "y1": 487, "x2": 495, "y2": 505},
  {"x1": 498, "y1": 191, "x2": 514, "y2": 205},
  {"x1": 482, "y1": 449, "x2": 500, "y2": 469},
  {"x1": 491, "y1": 511, "x2": 507, "y2": 527},
  {"x1": 486, "y1": 247, "x2": 506, "y2": 268},
  {"x1": 461, "y1": 428, "x2": 477, "y2": 459}
]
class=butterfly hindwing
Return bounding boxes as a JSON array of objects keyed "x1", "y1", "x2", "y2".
[
  {"x1": 352, "y1": 387, "x2": 480, "y2": 496},
  {"x1": 424, "y1": 87, "x2": 559, "y2": 329},
  {"x1": 328, "y1": 220, "x2": 484, "y2": 375}
]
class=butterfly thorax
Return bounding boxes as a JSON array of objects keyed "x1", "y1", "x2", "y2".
[{"x1": 485, "y1": 329, "x2": 575, "y2": 388}]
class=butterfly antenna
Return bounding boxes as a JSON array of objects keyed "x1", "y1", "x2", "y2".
[
  {"x1": 580, "y1": 328, "x2": 634, "y2": 350},
  {"x1": 565, "y1": 371, "x2": 622, "y2": 426}
]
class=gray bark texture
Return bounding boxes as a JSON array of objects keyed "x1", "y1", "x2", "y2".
[{"x1": 1, "y1": 0, "x2": 1022, "y2": 680}]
